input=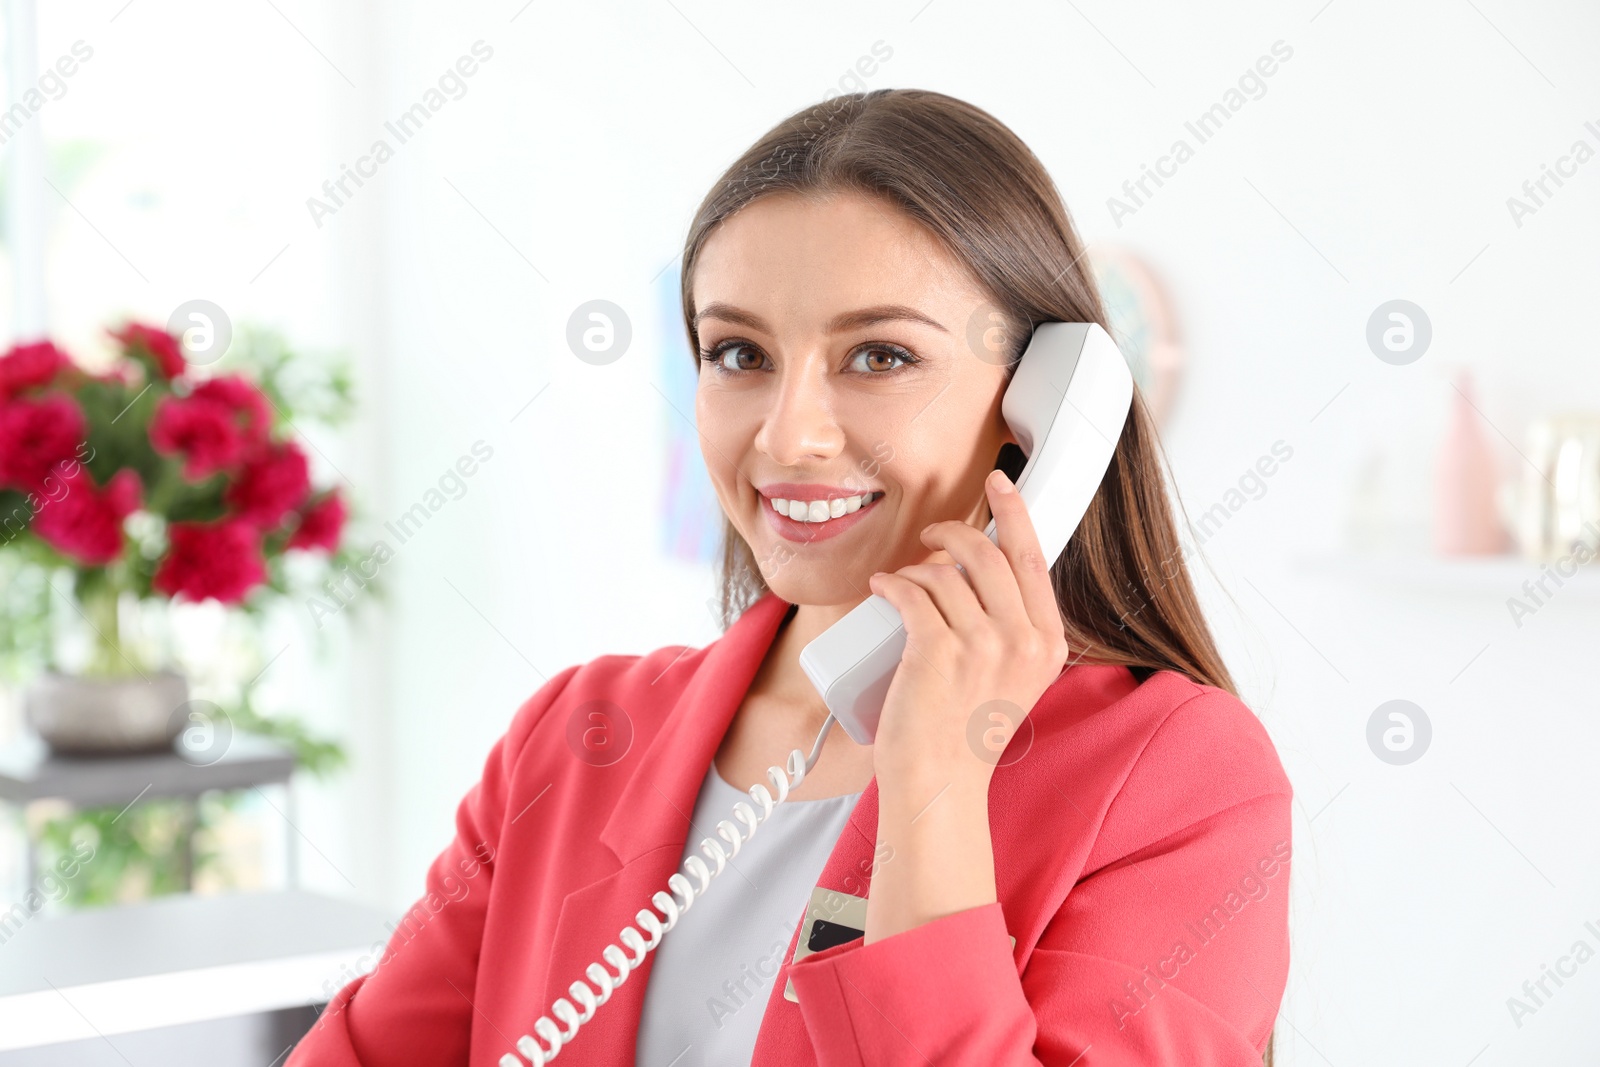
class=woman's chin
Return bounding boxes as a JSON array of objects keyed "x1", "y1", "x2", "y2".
[{"x1": 757, "y1": 569, "x2": 877, "y2": 610}]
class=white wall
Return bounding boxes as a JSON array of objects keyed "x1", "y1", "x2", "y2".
[{"x1": 31, "y1": 0, "x2": 1600, "y2": 1062}]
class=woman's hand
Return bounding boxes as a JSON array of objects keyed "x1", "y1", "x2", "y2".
[
  {"x1": 860, "y1": 468, "x2": 1071, "y2": 944},
  {"x1": 866, "y1": 468, "x2": 1071, "y2": 792}
]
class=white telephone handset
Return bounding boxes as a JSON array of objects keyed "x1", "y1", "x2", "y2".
[
  {"x1": 496, "y1": 321, "x2": 1132, "y2": 1066},
  {"x1": 799, "y1": 320, "x2": 1133, "y2": 744}
]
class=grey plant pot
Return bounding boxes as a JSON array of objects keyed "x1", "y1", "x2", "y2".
[{"x1": 24, "y1": 671, "x2": 190, "y2": 756}]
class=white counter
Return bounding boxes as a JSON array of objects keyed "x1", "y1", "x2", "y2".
[{"x1": 0, "y1": 891, "x2": 393, "y2": 1054}]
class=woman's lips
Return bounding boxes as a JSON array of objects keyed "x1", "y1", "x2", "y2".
[{"x1": 759, "y1": 491, "x2": 883, "y2": 543}]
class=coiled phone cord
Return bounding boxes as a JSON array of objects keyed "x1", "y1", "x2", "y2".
[{"x1": 498, "y1": 713, "x2": 838, "y2": 1066}]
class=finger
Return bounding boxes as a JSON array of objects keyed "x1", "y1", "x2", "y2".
[
  {"x1": 919, "y1": 519, "x2": 1028, "y2": 629},
  {"x1": 868, "y1": 570, "x2": 948, "y2": 650},
  {"x1": 983, "y1": 468, "x2": 1065, "y2": 635},
  {"x1": 891, "y1": 561, "x2": 986, "y2": 632}
]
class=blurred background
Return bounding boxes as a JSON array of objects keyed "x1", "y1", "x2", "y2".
[{"x1": 0, "y1": 0, "x2": 1596, "y2": 1063}]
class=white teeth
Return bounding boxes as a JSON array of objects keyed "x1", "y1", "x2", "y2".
[{"x1": 769, "y1": 492, "x2": 879, "y2": 523}]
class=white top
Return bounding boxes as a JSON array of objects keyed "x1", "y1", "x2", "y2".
[{"x1": 634, "y1": 762, "x2": 862, "y2": 1067}]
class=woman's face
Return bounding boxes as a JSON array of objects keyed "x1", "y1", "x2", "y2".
[{"x1": 692, "y1": 189, "x2": 1017, "y2": 609}]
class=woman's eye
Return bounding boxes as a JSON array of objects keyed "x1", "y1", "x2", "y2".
[
  {"x1": 707, "y1": 341, "x2": 766, "y2": 372},
  {"x1": 848, "y1": 345, "x2": 915, "y2": 373}
]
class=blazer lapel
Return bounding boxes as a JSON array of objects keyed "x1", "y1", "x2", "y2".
[{"x1": 534, "y1": 591, "x2": 795, "y2": 1065}]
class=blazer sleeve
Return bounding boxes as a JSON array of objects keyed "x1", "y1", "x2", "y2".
[
  {"x1": 287, "y1": 665, "x2": 581, "y2": 1067},
  {"x1": 785, "y1": 688, "x2": 1294, "y2": 1066}
]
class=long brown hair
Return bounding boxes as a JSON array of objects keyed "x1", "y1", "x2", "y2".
[{"x1": 678, "y1": 88, "x2": 1270, "y2": 1064}]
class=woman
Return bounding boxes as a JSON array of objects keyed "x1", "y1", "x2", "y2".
[{"x1": 289, "y1": 88, "x2": 1292, "y2": 1067}]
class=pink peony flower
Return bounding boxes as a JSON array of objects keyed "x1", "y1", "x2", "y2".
[
  {"x1": 151, "y1": 400, "x2": 242, "y2": 479},
  {"x1": 0, "y1": 394, "x2": 87, "y2": 492},
  {"x1": 31, "y1": 468, "x2": 142, "y2": 565},
  {"x1": 110, "y1": 322, "x2": 187, "y2": 379},
  {"x1": 189, "y1": 376, "x2": 271, "y2": 446},
  {"x1": 287, "y1": 490, "x2": 346, "y2": 552},
  {"x1": 226, "y1": 441, "x2": 311, "y2": 530},
  {"x1": 153, "y1": 518, "x2": 268, "y2": 604},
  {"x1": 0, "y1": 340, "x2": 70, "y2": 399},
  {"x1": 148, "y1": 375, "x2": 274, "y2": 480}
]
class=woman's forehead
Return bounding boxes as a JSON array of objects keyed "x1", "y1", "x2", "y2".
[{"x1": 692, "y1": 194, "x2": 986, "y2": 337}]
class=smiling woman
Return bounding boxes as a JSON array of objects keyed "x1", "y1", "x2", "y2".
[{"x1": 288, "y1": 88, "x2": 1291, "y2": 1067}]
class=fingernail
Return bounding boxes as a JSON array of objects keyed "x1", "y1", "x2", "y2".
[{"x1": 990, "y1": 469, "x2": 1015, "y2": 494}]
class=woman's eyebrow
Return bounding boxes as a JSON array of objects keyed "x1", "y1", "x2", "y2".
[{"x1": 693, "y1": 302, "x2": 949, "y2": 335}]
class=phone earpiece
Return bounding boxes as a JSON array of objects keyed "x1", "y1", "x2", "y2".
[{"x1": 995, "y1": 441, "x2": 1027, "y2": 485}]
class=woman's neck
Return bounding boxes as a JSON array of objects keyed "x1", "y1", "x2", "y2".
[
  {"x1": 759, "y1": 600, "x2": 853, "y2": 717},
  {"x1": 715, "y1": 595, "x2": 877, "y2": 799}
]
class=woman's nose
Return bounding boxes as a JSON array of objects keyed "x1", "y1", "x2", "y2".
[{"x1": 754, "y1": 360, "x2": 844, "y2": 466}]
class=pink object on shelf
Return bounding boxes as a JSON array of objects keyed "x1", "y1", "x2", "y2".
[{"x1": 1435, "y1": 369, "x2": 1510, "y2": 555}]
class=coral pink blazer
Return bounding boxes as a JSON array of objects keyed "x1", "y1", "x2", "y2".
[{"x1": 288, "y1": 592, "x2": 1293, "y2": 1066}]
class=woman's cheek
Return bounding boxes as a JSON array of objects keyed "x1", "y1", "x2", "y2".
[{"x1": 695, "y1": 403, "x2": 742, "y2": 486}]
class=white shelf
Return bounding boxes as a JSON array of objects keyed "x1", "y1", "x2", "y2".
[{"x1": 1295, "y1": 551, "x2": 1600, "y2": 599}]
